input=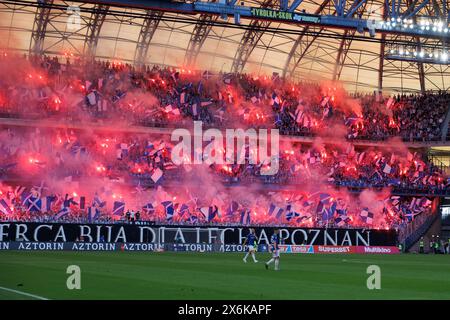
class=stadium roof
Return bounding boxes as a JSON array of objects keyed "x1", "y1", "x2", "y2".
[{"x1": 0, "y1": 0, "x2": 449, "y2": 93}]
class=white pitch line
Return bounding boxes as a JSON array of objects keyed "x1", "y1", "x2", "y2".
[{"x1": 0, "y1": 286, "x2": 49, "y2": 300}]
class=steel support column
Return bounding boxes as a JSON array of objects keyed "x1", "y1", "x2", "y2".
[
  {"x1": 184, "y1": 13, "x2": 218, "y2": 66},
  {"x1": 416, "y1": 37, "x2": 426, "y2": 93},
  {"x1": 29, "y1": 0, "x2": 53, "y2": 55},
  {"x1": 333, "y1": 31, "x2": 353, "y2": 80},
  {"x1": 83, "y1": 4, "x2": 109, "y2": 58},
  {"x1": 283, "y1": 0, "x2": 331, "y2": 78},
  {"x1": 378, "y1": 34, "x2": 386, "y2": 92},
  {"x1": 332, "y1": 0, "x2": 368, "y2": 80},
  {"x1": 378, "y1": 1, "x2": 388, "y2": 92},
  {"x1": 230, "y1": 0, "x2": 275, "y2": 74},
  {"x1": 134, "y1": 10, "x2": 163, "y2": 67}
]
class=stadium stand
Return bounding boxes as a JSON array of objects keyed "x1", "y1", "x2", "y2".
[{"x1": 0, "y1": 0, "x2": 449, "y2": 252}]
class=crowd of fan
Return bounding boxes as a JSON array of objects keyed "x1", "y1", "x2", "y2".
[
  {"x1": 0, "y1": 184, "x2": 431, "y2": 232},
  {"x1": 0, "y1": 53, "x2": 449, "y2": 142},
  {"x1": 1, "y1": 126, "x2": 449, "y2": 194},
  {"x1": 0, "y1": 53, "x2": 446, "y2": 233},
  {"x1": 345, "y1": 93, "x2": 450, "y2": 142}
]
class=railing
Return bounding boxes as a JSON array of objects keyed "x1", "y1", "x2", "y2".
[
  {"x1": 2, "y1": 113, "x2": 450, "y2": 148},
  {"x1": 402, "y1": 211, "x2": 439, "y2": 251},
  {"x1": 440, "y1": 101, "x2": 450, "y2": 142}
]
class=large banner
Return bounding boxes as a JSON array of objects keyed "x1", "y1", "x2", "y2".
[
  {"x1": 0, "y1": 242, "x2": 399, "y2": 254},
  {"x1": 0, "y1": 222, "x2": 397, "y2": 246},
  {"x1": 279, "y1": 245, "x2": 399, "y2": 254}
]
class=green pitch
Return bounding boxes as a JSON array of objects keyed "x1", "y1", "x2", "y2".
[{"x1": 0, "y1": 251, "x2": 449, "y2": 300}]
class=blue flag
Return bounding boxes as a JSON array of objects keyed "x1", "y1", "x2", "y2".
[
  {"x1": 199, "y1": 206, "x2": 218, "y2": 222},
  {"x1": 227, "y1": 201, "x2": 239, "y2": 216},
  {"x1": 360, "y1": 208, "x2": 374, "y2": 224},
  {"x1": 21, "y1": 192, "x2": 32, "y2": 207},
  {"x1": 335, "y1": 216, "x2": 351, "y2": 227},
  {"x1": 322, "y1": 201, "x2": 336, "y2": 221},
  {"x1": 27, "y1": 196, "x2": 42, "y2": 212},
  {"x1": 0, "y1": 199, "x2": 13, "y2": 215},
  {"x1": 188, "y1": 215, "x2": 198, "y2": 224},
  {"x1": 178, "y1": 203, "x2": 190, "y2": 218},
  {"x1": 41, "y1": 195, "x2": 56, "y2": 212},
  {"x1": 143, "y1": 202, "x2": 155, "y2": 213},
  {"x1": 55, "y1": 206, "x2": 71, "y2": 220},
  {"x1": 87, "y1": 206, "x2": 100, "y2": 222},
  {"x1": 286, "y1": 210, "x2": 300, "y2": 222},
  {"x1": 240, "y1": 209, "x2": 251, "y2": 225},
  {"x1": 162, "y1": 201, "x2": 174, "y2": 221},
  {"x1": 113, "y1": 201, "x2": 125, "y2": 216},
  {"x1": 268, "y1": 203, "x2": 284, "y2": 218},
  {"x1": 93, "y1": 194, "x2": 106, "y2": 208}
]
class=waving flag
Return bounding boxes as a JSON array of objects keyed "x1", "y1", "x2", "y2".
[
  {"x1": 202, "y1": 70, "x2": 213, "y2": 80},
  {"x1": 387, "y1": 196, "x2": 400, "y2": 212},
  {"x1": 294, "y1": 107, "x2": 304, "y2": 124},
  {"x1": 268, "y1": 204, "x2": 284, "y2": 218},
  {"x1": 321, "y1": 201, "x2": 336, "y2": 221},
  {"x1": 41, "y1": 195, "x2": 57, "y2": 212},
  {"x1": 419, "y1": 197, "x2": 432, "y2": 208},
  {"x1": 31, "y1": 182, "x2": 46, "y2": 198},
  {"x1": 151, "y1": 168, "x2": 164, "y2": 183},
  {"x1": 318, "y1": 193, "x2": 331, "y2": 204},
  {"x1": 271, "y1": 72, "x2": 280, "y2": 81},
  {"x1": 335, "y1": 216, "x2": 351, "y2": 227},
  {"x1": 271, "y1": 93, "x2": 280, "y2": 107},
  {"x1": 171, "y1": 71, "x2": 180, "y2": 82},
  {"x1": 26, "y1": 196, "x2": 42, "y2": 212},
  {"x1": 164, "y1": 105, "x2": 180, "y2": 115},
  {"x1": 21, "y1": 192, "x2": 32, "y2": 207},
  {"x1": 386, "y1": 97, "x2": 395, "y2": 108},
  {"x1": 199, "y1": 207, "x2": 210, "y2": 221},
  {"x1": 143, "y1": 202, "x2": 155, "y2": 213},
  {"x1": 188, "y1": 215, "x2": 198, "y2": 224},
  {"x1": 360, "y1": 208, "x2": 374, "y2": 224},
  {"x1": 321, "y1": 96, "x2": 330, "y2": 107},
  {"x1": 13, "y1": 186, "x2": 26, "y2": 199},
  {"x1": 199, "y1": 206, "x2": 218, "y2": 222},
  {"x1": 87, "y1": 206, "x2": 100, "y2": 222},
  {"x1": 382, "y1": 164, "x2": 392, "y2": 174},
  {"x1": 226, "y1": 201, "x2": 239, "y2": 216},
  {"x1": 286, "y1": 210, "x2": 300, "y2": 222},
  {"x1": 72, "y1": 195, "x2": 85, "y2": 209},
  {"x1": 240, "y1": 209, "x2": 251, "y2": 225},
  {"x1": 0, "y1": 199, "x2": 13, "y2": 215},
  {"x1": 55, "y1": 206, "x2": 71, "y2": 220},
  {"x1": 162, "y1": 201, "x2": 174, "y2": 221},
  {"x1": 93, "y1": 194, "x2": 106, "y2": 208},
  {"x1": 317, "y1": 192, "x2": 336, "y2": 221},
  {"x1": 404, "y1": 208, "x2": 420, "y2": 221},
  {"x1": 356, "y1": 152, "x2": 365, "y2": 164},
  {"x1": 62, "y1": 194, "x2": 78, "y2": 208},
  {"x1": 178, "y1": 203, "x2": 190, "y2": 218},
  {"x1": 116, "y1": 143, "x2": 129, "y2": 160},
  {"x1": 112, "y1": 201, "x2": 125, "y2": 216}
]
